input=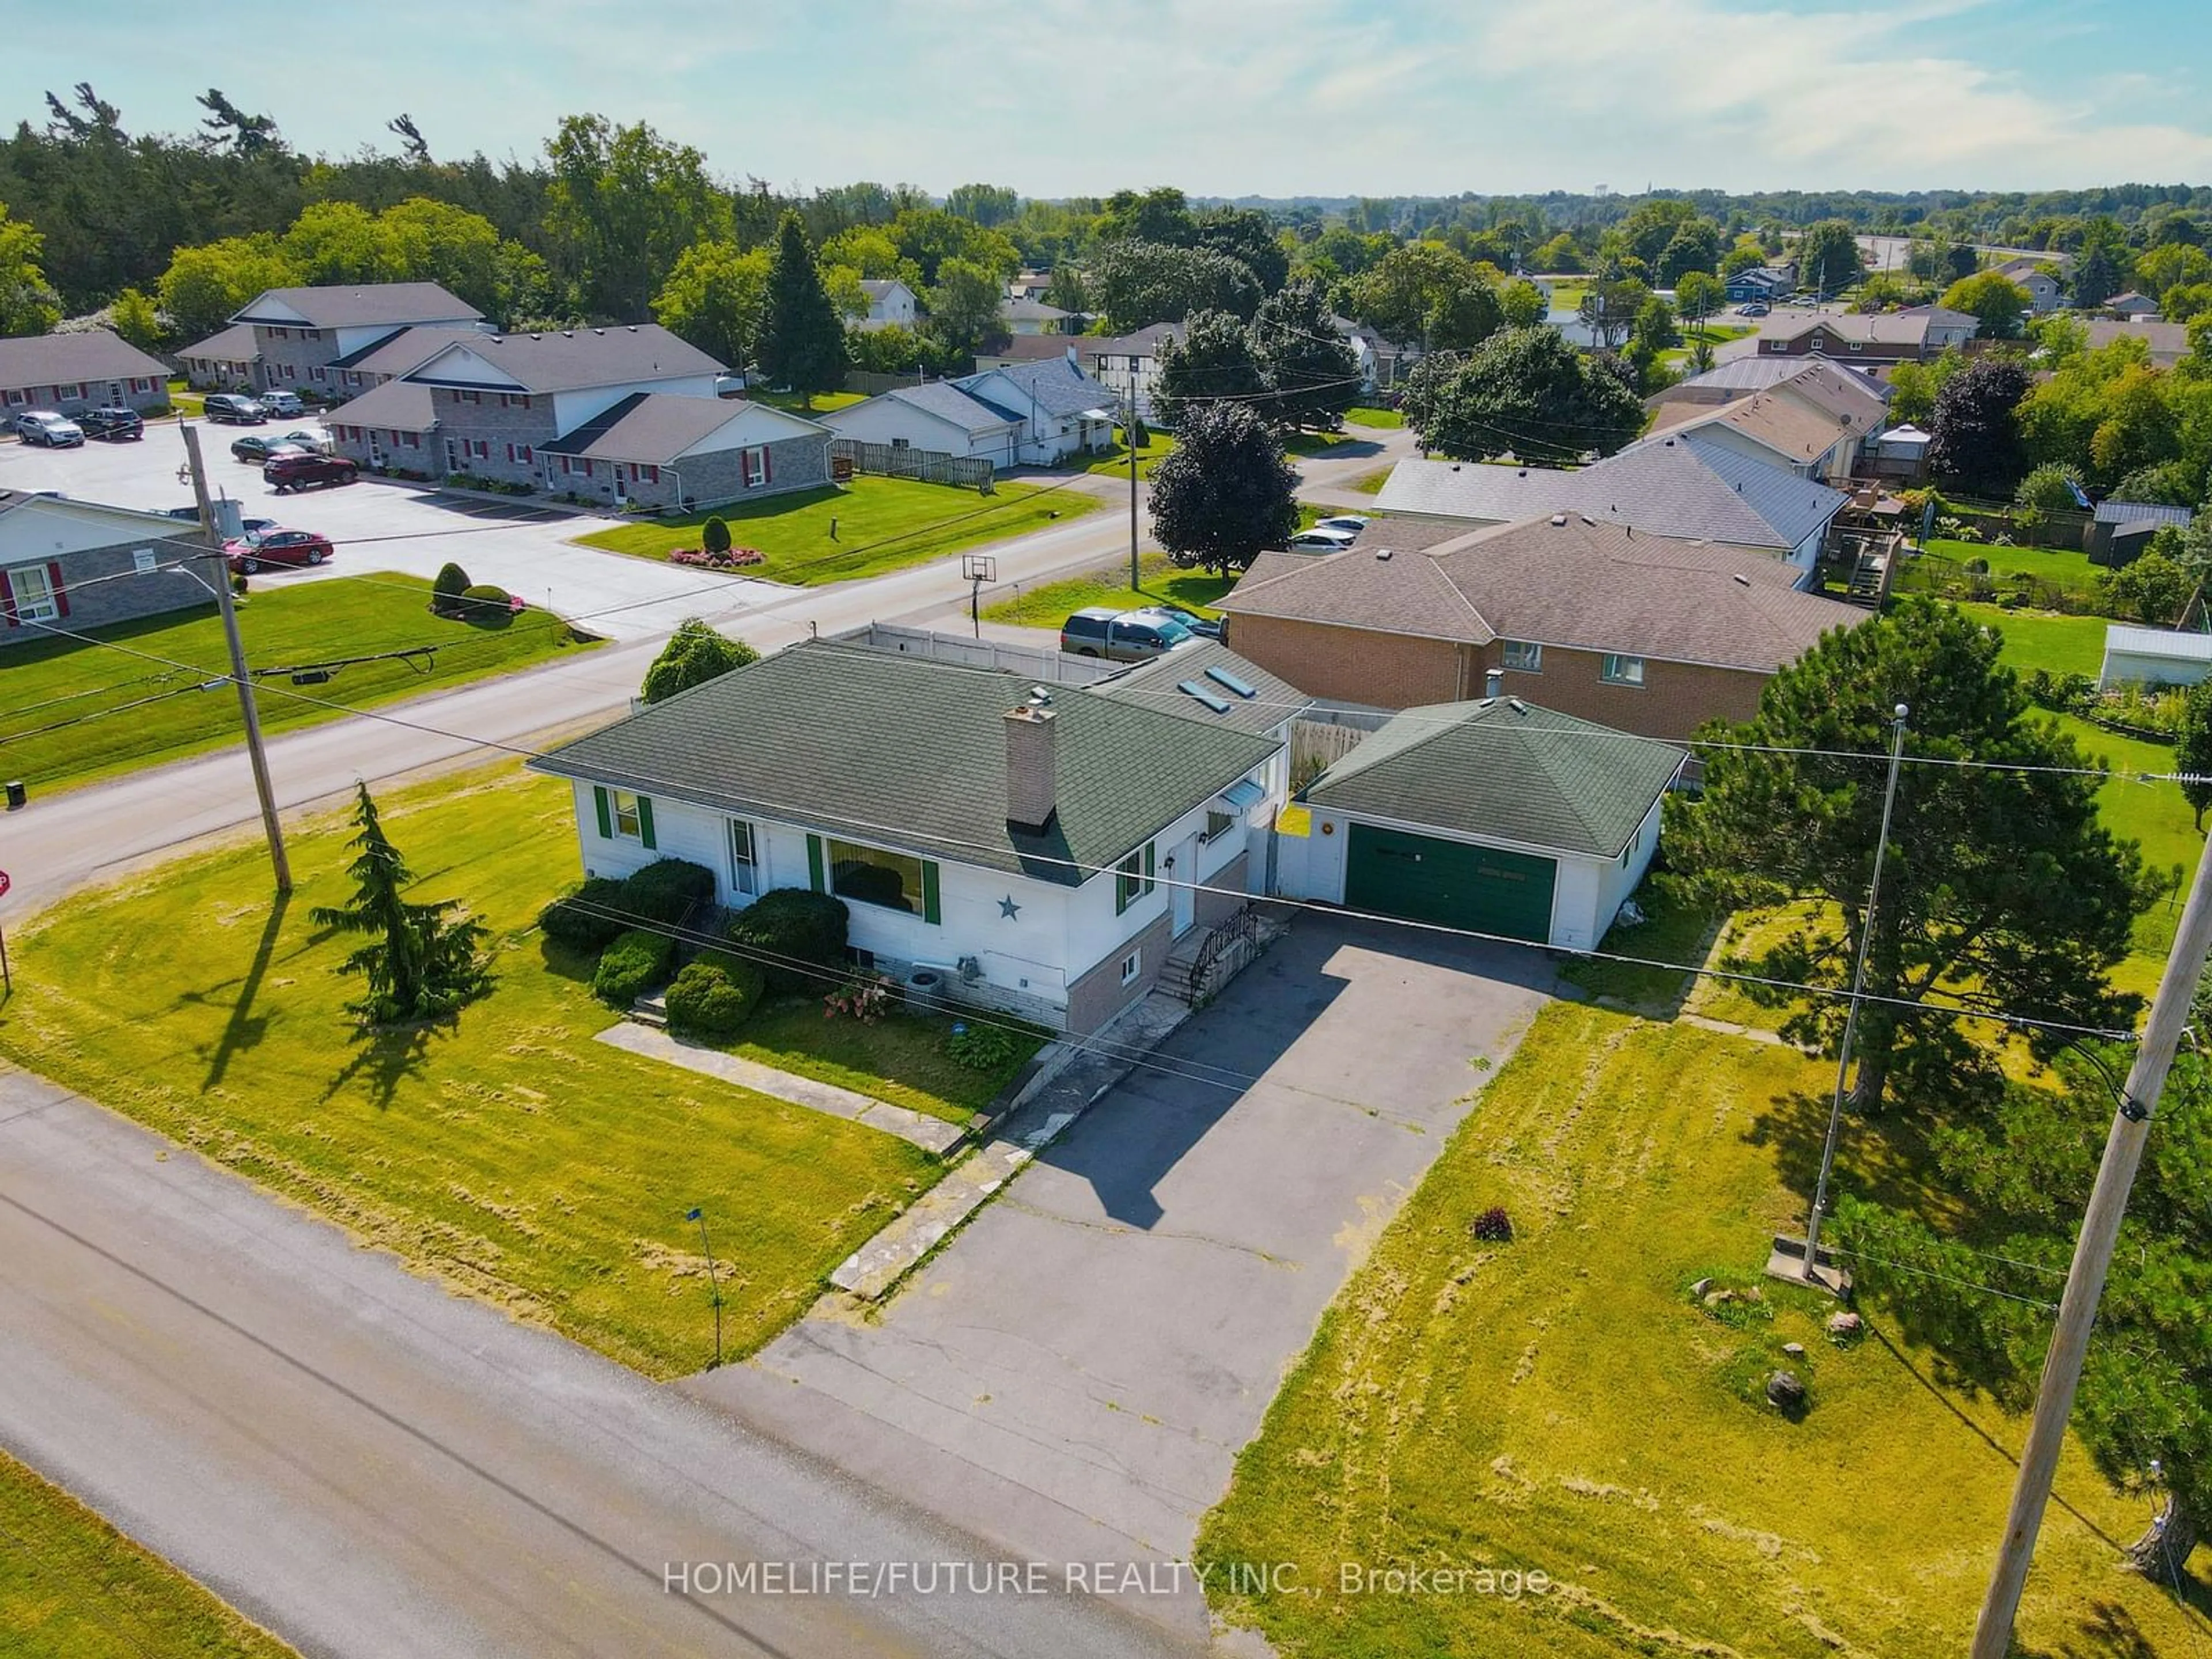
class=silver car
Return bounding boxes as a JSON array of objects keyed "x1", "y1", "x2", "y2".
[{"x1": 13, "y1": 410, "x2": 85, "y2": 448}]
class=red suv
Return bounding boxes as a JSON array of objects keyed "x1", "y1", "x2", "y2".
[{"x1": 264, "y1": 453, "x2": 359, "y2": 493}]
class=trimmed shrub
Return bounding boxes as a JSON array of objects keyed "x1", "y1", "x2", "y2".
[
  {"x1": 537, "y1": 876, "x2": 632, "y2": 952},
  {"x1": 458, "y1": 583, "x2": 513, "y2": 626},
  {"x1": 593, "y1": 927, "x2": 676, "y2": 1007},
  {"x1": 1471, "y1": 1206, "x2": 1514, "y2": 1243},
  {"x1": 431, "y1": 562, "x2": 472, "y2": 615},
  {"x1": 946, "y1": 1021, "x2": 1021, "y2": 1071},
  {"x1": 702, "y1": 515, "x2": 732, "y2": 556},
  {"x1": 664, "y1": 958, "x2": 765, "y2": 1039},
  {"x1": 624, "y1": 858, "x2": 716, "y2": 926},
  {"x1": 728, "y1": 888, "x2": 849, "y2": 994}
]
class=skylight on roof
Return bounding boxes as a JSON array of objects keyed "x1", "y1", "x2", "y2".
[
  {"x1": 1204, "y1": 666, "x2": 1256, "y2": 699},
  {"x1": 1178, "y1": 680, "x2": 1232, "y2": 714}
]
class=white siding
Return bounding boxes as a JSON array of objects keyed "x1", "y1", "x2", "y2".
[
  {"x1": 820, "y1": 396, "x2": 1008, "y2": 461},
  {"x1": 2100, "y1": 647, "x2": 2212, "y2": 690},
  {"x1": 552, "y1": 376, "x2": 719, "y2": 431}
]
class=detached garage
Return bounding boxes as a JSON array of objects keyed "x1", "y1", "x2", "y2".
[{"x1": 1277, "y1": 696, "x2": 1684, "y2": 950}]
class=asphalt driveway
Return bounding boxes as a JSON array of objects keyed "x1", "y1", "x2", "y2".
[{"x1": 694, "y1": 913, "x2": 1554, "y2": 1645}]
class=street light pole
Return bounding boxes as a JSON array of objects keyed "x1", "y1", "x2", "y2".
[
  {"x1": 1969, "y1": 821, "x2": 2212, "y2": 1657},
  {"x1": 686, "y1": 1206, "x2": 724, "y2": 1368},
  {"x1": 184, "y1": 423, "x2": 290, "y2": 896},
  {"x1": 1801, "y1": 702, "x2": 1908, "y2": 1285}
]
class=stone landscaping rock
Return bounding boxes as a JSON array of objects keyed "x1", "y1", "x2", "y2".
[
  {"x1": 1766, "y1": 1370, "x2": 1806, "y2": 1410},
  {"x1": 1782, "y1": 1342, "x2": 1806, "y2": 1358},
  {"x1": 1826, "y1": 1310, "x2": 1863, "y2": 1343}
]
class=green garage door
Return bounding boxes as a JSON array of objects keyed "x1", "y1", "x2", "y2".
[{"x1": 1344, "y1": 823, "x2": 1556, "y2": 944}]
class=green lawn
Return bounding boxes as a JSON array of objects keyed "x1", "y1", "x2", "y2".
[
  {"x1": 1955, "y1": 601, "x2": 2107, "y2": 680},
  {"x1": 747, "y1": 388, "x2": 865, "y2": 415},
  {"x1": 574, "y1": 476, "x2": 1099, "y2": 586},
  {"x1": 0, "y1": 766, "x2": 936, "y2": 1380},
  {"x1": 0, "y1": 575, "x2": 594, "y2": 797},
  {"x1": 1198, "y1": 1002, "x2": 2205, "y2": 1659},
  {"x1": 164, "y1": 376, "x2": 204, "y2": 417},
  {"x1": 1, "y1": 1449, "x2": 298, "y2": 1659},
  {"x1": 1906, "y1": 539, "x2": 2105, "y2": 606},
  {"x1": 1346, "y1": 467, "x2": 1392, "y2": 495},
  {"x1": 1344, "y1": 406, "x2": 1404, "y2": 429},
  {"x1": 730, "y1": 998, "x2": 1041, "y2": 1127},
  {"x1": 1544, "y1": 280, "x2": 1588, "y2": 313},
  {"x1": 980, "y1": 552, "x2": 1236, "y2": 627},
  {"x1": 1082, "y1": 427, "x2": 1175, "y2": 479},
  {"x1": 1282, "y1": 429, "x2": 1358, "y2": 456}
]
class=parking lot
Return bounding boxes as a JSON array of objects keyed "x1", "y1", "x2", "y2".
[{"x1": 0, "y1": 416, "x2": 768, "y2": 641}]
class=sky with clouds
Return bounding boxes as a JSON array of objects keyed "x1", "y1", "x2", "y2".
[{"x1": 5, "y1": 0, "x2": 2209, "y2": 198}]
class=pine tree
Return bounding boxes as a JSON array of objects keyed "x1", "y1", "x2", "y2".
[
  {"x1": 755, "y1": 209, "x2": 847, "y2": 408},
  {"x1": 310, "y1": 784, "x2": 490, "y2": 1025}
]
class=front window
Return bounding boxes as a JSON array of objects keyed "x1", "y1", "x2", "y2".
[
  {"x1": 6, "y1": 563, "x2": 58, "y2": 623},
  {"x1": 828, "y1": 837, "x2": 927, "y2": 914},
  {"x1": 743, "y1": 446, "x2": 768, "y2": 487},
  {"x1": 1204, "y1": 808, "x2": 1237, "y2": 843},
  {"x1": 1502, "y1": 641, "x2": 1542, "y2": 672},
  {"x1": 1601, "y1": 654, "x2": 1646, "y2": 687},
  {"x1": 729, "y1": 820, "x2": 758, "y2": 896},
  {"x1": 611, "y1": 789, "x2": 643, "y2": 839}
]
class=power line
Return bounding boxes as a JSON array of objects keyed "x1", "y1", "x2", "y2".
[{"x1": 0, "y1": 600, "x2": 2146, "y2": 1044}]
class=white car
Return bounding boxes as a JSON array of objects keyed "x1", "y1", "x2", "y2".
[
  {"x1": 13, "y1": 410, "x2": 85, "y2": 448},
  {"x1": 1311, "y1": 514, "x2": 1370, "y2": 536},
  {"x1": 1286, "y1": 526, "x2": 1361, "y2": 554},
  {"x1": 258, "y1": 389, "x2": 306, "y2": 418}
]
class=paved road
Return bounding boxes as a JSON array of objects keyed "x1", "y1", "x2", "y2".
[
  {"x1": 0, "y1": 1066, "x2": 1197, "y2": 1659},
  {"x1": 696, "y1": 916, "x2": 1554, "y2": 1647}
]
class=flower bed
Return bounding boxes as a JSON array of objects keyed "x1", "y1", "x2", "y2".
[{"x1": 668, "y1": 545, "x2": 767, "y2": 568}]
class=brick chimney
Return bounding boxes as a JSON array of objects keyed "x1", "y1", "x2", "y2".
[{"x1": 1003, "y1": 698, "x2": 1058, "y2": 833}]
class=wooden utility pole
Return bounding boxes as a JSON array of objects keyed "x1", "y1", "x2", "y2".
[
  {"x1": 1127, "y1": 383, "x2": 1141, "y2": 593},
  {"x1": 184, "y1": 425, "x2": 290, "y2": 895},
  {"x1": 1968, "y1": 817, "x2": 2212, "y2": 1656}
]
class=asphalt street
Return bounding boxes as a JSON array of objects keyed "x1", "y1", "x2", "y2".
[{"x1": 0, "y1": 1065, "x2": 1199, "y2": 1659}]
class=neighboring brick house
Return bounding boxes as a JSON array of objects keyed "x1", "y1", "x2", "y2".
[
  {"x1": 1754, "y1": 306, "x2": 1976, "y2": 362},
  {"x1": 229, "y1": 282, "x2": 486, "y2": 396},
  {"x1": 1215, "y1": 514, "x2": 1866, "y2": 741},
  {"x1": 535, "y1": 393, "x2": 831, "y2": 510},
  {"x1": 0, "y1": 331, "x2": 171, "y2": 418},
  {"x1": 528, "y1": 638, "x2": 1284, "y2": 1035},
  {"x1": 325, "y1": 324, "x2": 727, "y2": 487},
  {"x1": 176, "y1": 323, "x2": 261, "y2": 390},
  {"x1": 0, "y1": 490, "x2": 218, "y2": 648}
]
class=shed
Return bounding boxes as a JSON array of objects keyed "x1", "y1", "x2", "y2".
[
  {"x1": 2089, "y1": 500, "x2": 2194, "y2": 567},
  {"x1": 2099, "y1": 624, "x2": 2212, "y2": 690}
]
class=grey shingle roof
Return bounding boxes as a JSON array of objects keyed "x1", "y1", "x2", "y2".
[
  {"x1": 232, "y1": 282, "x2": 482, "y2": 329},
  {"x1": 0, "y1": 329, "x2": 171, "y2": 390},
  {"x1": 2093, "y1": 500, "x2": 2193, "y2": 529},
  {"x1": 537, "y1": 391, "x2": 826, "y2": 463},
  {"x1": 328, "y1": 377, "x2": 437, "y2": 431},
  {"x1": 328, "y1": 324, "x2": 482, "y2": 374},
  {"x1": 1092, "y1": 641, "x2": 1312, "y2": 736},
  {"x1": 965, "y1": 357, "x2": 1116, "y2": 419},
  {"x1": 177, "y1": 323, "x2": 260, "y2": 365},
  {"x1": 529, "y1": 640, "x2": 1281, "y2": 885},
  {"x1": 834, "y1": 381, "x2": 1020, "y2": 437},
  {"x1": 1378, "y1": 436, "x2": 1846, "y2": 552},
  {"x1": 1673, "y1": 356, "x2": 1890, "y2": 399},
  {"x1": 404, "y1": 325, "x2": 724, "y2": 393},
  {"x1": 1307, "y1": 697, "x2": 1684, "y2": 859},
  {"x1": 1222, "y1": 513, "x2": 1866, "y2": 672}
]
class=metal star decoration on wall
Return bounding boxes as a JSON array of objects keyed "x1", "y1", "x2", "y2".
[{"x1": 998, "y1": 895, "x2": 1021, "y2": 919}]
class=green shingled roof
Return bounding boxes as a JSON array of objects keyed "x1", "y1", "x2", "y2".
[
  {"x1": 1305, "y1": 698, "x2": 1684, "y2": 858},
  {"x1": 531, "y1": 640, "x2": 1281, "y2": 885}
]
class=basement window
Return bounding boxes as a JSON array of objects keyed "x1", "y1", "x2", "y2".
[{"x1": 1119, "y1": 949, "x2": 1142, "y2": 986}]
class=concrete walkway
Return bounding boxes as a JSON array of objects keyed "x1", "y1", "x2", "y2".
[
  {"x1": 828, "y1": 994, "x2": 1192, "y2": 1298},
  {"x1": 594, "y1": 1021, "x2": 967, "y2": 1153}
]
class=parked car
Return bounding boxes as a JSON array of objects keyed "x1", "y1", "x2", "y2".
[
  {"x1": 202, "y1": 393, "x2": 266, "y2": 425},
  {"x1": 1059, "y1": 606, "x2": 1195, "y2": 662},
  {"x1": 264, "y1": 452, "x2": 359, "y2": 493},
  {"x1": 77, "y1": 406, "x2": 145, "y2": 441},
  {"x1": 13, "y1": 410, "x2": 85, "y2": 448},
  {"x1": 1736, "y1": 302, "x2": 1770, "y2": 317},
  {"x1": 165, "y1": 507, "x2": 279, "y2": 536},
  {"x1": 229, "y1": 430, "x2": 325, "y2": 464},
  {"x1": 225, "y1": 529, "x2": 334, "y2": 573},
  {"x1": 1132, "y1": 604, "x2": 1223, "y2": 641},
  {"x1": 257, "y1": 389, "x2": 306, "y2": 418},
  {"x1": 1310, "y1": 514, "x2": 1370, "y2": 536},
  {"x1": 1285, "y1": 526, "x2": 1360, "y2": 554}
]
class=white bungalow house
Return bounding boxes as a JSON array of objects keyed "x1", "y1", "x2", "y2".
[
  {"x1": 856, "y1": 279, "x2": 920, "y2": 331},
  {"x1": 529, "y1": 638, "x2": 1286, "y2": 1034},
  {"x1": 821, "y1": 352, "x2": 1116, "y2": 468}
]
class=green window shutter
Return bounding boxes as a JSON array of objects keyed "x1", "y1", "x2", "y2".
[
  {"x1": 637, "y1": 796, "x2": 657, "y2": 850},
  {"x1": 806, "y1": 834, "x2": 825, "y2": 892},
  {"x1": 593, "y1": 785, "x2": 612, "y2": 839},
  {"x1": 1144, "y1": 842, "x2": 1156, "y2": 892},
  {"x1": 922, "y1": 861, "x2": 941, "y2": 925}
]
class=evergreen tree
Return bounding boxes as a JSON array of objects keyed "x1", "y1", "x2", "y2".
[
  {"x1": 310, "y1": 785, "x2": 490, "y2": 1026},
  {"x1": 1153, "y1": 308, "x2": 1265, "y2": 428},
  {"x1": 754, "y1": 209, "x2": 847, "y2": 407},
  {"x1": 1401, "y1": 325, "x2": 1645, "y2": 465},
  {"x1": 2179, "y1": 682, "x2": 2212, "y2": 831},
  {"x1": 641, "y1": 618, "x2": 759, "y2": 704}
]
